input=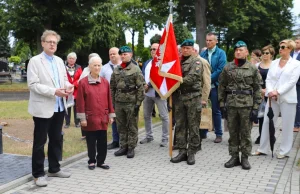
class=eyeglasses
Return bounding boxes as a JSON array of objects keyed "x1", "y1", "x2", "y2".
[
  {"x1": 150, "y1": 48, "x2": 157, "y2": 51},
  {"x1": 44, "y1": 41, "x2": 58, "y2": 45},
  {"x1": 279, "y1": 45, "x2": 288, "y2": 50},
  {"x1": 262, "y1": 52, "x2": 270, "y2": 55}
]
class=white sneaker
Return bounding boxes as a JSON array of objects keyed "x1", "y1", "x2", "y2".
[
  {"x1": 160, "y1": 141, "x2": 168, "y2": 147},
  {"x1": 277, "y1": 153, "x2": 288, "y2": 159},
  {"x1": 48, "y1": 170, "x2": 71, "y2": 178},
  {"x1": 34, "y1": 176, "x2": 47, "y2": 187}
]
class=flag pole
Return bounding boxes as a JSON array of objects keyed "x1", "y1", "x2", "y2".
[
  {"x1": 168, "y1": 0, "x2": 174, "y2": 158},
  {"x1": 169, "y1": 95, "x2": 173, "y2": 158}
]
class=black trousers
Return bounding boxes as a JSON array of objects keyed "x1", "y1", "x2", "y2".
[
  {"x1": 32, "y1": 112, "x2": 64, "y2": 178},
  {"x1": 64, "y1": 99, "x2": 80, "y2": 125},
  {"x1": 85, "y1": 130, "x2": 107, "y2": 165}
]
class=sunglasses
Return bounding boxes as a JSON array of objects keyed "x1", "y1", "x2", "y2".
[
  {"x1": 262, "y1": 52, "x2": 270, "y2": 55},
  {"x1": 150, "y1": 48, "x2": 157, "y2": 51},
  {"x1": 279, "y1": 45, "x2": 288, "y2": 50}
]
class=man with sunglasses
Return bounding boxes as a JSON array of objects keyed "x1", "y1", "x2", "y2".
[
  {"x1": 218, "y1": 41, "x2": 262, "y2": 170},
  {"x1": 140, "y1": 43, "x2": 169, "y2": 147}
]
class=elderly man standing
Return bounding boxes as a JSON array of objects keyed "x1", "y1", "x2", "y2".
[
  {"x1": 140, "y1": 43, "x2": 169, "y2": 147},
  {"x1": 171, "y1": 39, "x2": 203, "y2": 165},
  {"x1": 64, "y1": 52, "x2": 82, "y2": 128},
  {"x1": 100, "y1": 47, "x2": 122, "y2": 149},
  {"x1": 200, "y1": 32, "x2": 227, "y2": 143},
  {"x1": 110, "y1": 46, "x2": 145, "y2": 158},
  {"x1": 27, "y1": 30, "x2": 73, "y2": 187},
  {"x1": 219, "y1": 41, "x2": 261, "y2": 170}
]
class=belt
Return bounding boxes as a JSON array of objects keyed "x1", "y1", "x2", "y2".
[
  {"x1": 117, "y1": 88, "x2": 137, "y2": 93},
  {"x1": 176, "y1": 89, "x2": 199, "y2": 95},
  {"x1": 225, "y1": 90, "x2": 253, "y2": 95}
]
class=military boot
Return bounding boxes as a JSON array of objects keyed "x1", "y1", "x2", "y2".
[
  {"x1": 224, "y1": 155, "x2": 241, "y2": 168},
  {"x1": 127, "y1": 148, "x2": 135, "y2": 158},
  {"x1": 241, "y1": 155, "x2": 251, "y2": 170},
  {"x1": 170, "y1": 150, "x2": 187, "y2": 163},
  {"x1": 187, "y1": 153, "x2": 195, "y2": 165},
  {"x1": 114, "y1": 147, "x2": 128, "y2": 156}
]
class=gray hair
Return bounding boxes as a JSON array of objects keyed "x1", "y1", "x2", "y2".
[
  {"x1": 88, "y1": 53, "x2": 99, "y2": 60},
  {"x1": 206, "y1": 32, "x2": 218, "y2": 41},
  {"x1": 41, "y1": 30, "x2": 61, "y2": 42},
  {"x1": 194, "y1": 43, "x2": 200, "y2": 52},
  {"x1": 67, "y1": 52, "x2": 77, "y2": 59},
  {"x1": 88, "y1": 56, "x2": 102, "y2": 66}
]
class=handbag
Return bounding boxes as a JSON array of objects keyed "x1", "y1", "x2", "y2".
[
  {"x1": 257, "y1": 99, "x2": 266, "y2": 118},
  {"x1": 200, "y1": 106, "x2": 213, "y2": 131},
  {"x1": 66, "y1": 93, "x2": 75, "y2": 108}
]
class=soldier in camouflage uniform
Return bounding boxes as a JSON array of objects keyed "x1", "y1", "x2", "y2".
[
  {"x1": 218, "y1": 41, "x2": 262, "y2": 170},
  {"x1": 170, "y1": 39, "x2": 203, "y2": 165},
  {"x1": 110, "y1": 46, "x2": 145, "y2": 158}
]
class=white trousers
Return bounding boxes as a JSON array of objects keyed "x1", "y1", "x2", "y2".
[{"x1": 257, "y1": 99, "x2": 296, "y2": 156}]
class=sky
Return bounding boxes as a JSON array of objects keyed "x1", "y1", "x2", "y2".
[{"x1": 125, "y1": 0, "x2": 300, "y2": 47}]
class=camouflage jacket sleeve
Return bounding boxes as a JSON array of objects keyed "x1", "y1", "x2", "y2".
[
  {"x1": 110, "y1": 72, "x2": 116, "y2": 105},
  {"x1": 135, "y1": 68, "x2": 145, "y2": 106},
  {"x1": 252, "y1": 67, "x2": 262, "y2": 110},
  {"x1": 181, "y1": 61, "x2": 203, "y2": 87},
  {"x1": 218, "y1": 64, "x2": 229, "y2": 107}
]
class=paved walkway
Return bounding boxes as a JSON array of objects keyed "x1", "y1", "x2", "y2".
[{"x1": 3, "y1": 119, "x2": 300, "y2": 194}]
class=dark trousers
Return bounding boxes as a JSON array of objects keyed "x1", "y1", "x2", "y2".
[
  {"x1": 86, "y1": 130, "x2": 107, "y2": 165},
  {"x1": 32, "y1": 112, "x2": 64, "y2": 178},
  {"x1": 112, "y1": 121, "x2": 119, "y2": 142},
  {"x1": 64, "y1": 100, "x2": 80, "y2": 125},
  {"x1": 295, "y1": 85, "x2": 300, "y2": 128}
]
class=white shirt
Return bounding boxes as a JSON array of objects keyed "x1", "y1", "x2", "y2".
[
  {"x1": 100, "y1": 61, "x2": 120, "y2": 84},
  {"x1": 144, "y1": 60, "x2": 156, "y2": 97},
  {"x1": 292, "y1": 50, "x2": 300, "y2": 60}
]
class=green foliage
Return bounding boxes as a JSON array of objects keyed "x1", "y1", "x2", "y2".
[
  {"x1": 150, "y1": 34, "x2": 162, "y2": 45},
  {"x1": 12, "y1": 40, "x2": 31, "y2": 62},
  {"x1": 0, "y1": 35, "x2": 10, "y2": 58},
  {"x1": 8, "y1": 56, "x2": 21, "y2": 64},
  {"x1": 174, "y1": 24, "x2": 193, "y2": 45}
]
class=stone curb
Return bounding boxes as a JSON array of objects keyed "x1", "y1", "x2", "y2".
[{"x1": 0, "y1": 122, "x2": 162, "y2": 193}]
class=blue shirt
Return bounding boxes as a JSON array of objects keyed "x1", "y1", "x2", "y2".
[{"x1": 43, "y1": 52, "x2": 64, "y2": 112}]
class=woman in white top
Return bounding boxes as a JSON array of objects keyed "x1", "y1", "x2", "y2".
[{"x1": 253, "y1": 39, "x2": 300, "y2": 159}]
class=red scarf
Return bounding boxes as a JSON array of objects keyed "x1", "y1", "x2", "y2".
[{"x1": 121, "y1": 62, "x2": 127, "y2": 69}]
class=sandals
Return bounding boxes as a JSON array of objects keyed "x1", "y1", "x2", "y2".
[{"x1": 251, "y1": 151, "x2": 267, "y2": 156}]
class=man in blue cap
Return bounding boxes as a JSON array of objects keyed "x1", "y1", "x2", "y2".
[
  {"x1": 110, "y1": 46, "x2": 145, "y2": 158},
  {"x1": 171, "y1": 39, "x2": 203, "y2": 165},
  {"x1": 218, "y1": 40, "x2": 262, "y2": 170}
]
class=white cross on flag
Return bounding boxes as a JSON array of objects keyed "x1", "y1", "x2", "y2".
[{"x1": 150, "y1": 14, "x2": 182, "y2": 99}]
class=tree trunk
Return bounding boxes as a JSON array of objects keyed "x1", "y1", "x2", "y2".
[
  {"x1": 36, "y1": 32, "x2": 42, "y2": 53},
  {"x1": 195, "y1": 0, "x2": 207, "y2": 50},
  {"x1": 132, "y1": 29, "x2": 135, "y2": 58}
]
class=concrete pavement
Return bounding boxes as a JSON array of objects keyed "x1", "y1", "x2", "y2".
[{"x1": 3, "y1": 118, "x2": 300, "y2": 194}]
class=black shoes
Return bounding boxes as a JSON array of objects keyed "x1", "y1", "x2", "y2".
[
  {"x1": 224, "y1": 156, "x2": 241, "y2": 168},
  {"x1": 187, "y1": 154, "x2": 195, "y2": 165},
  {"x1": 97, "y1": 164, "x2": 110, "y2": 170},
  {"x1": 107, "y1": 141, "x2": 119, "y2": 150},
  {"x1": 254, "y1": 136, "x2": 260, "y2": 144},
  {"x1": 114, "y1": 148, "x2": 128, "y2": 156},
  {"x1": 88, "y1": 164, "x2": 95, "y2": 170},
  {"x1": 127, "y1": 149, "x2": 135, "y2": 158},
  {"x1": 241, "y1": 156, "x2": 251, "y2": 170},
  {"x1": 170, "y1": 152, "x2": 187, "y2": 163}
]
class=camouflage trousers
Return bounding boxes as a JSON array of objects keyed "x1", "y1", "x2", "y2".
[
  {"x1": 175, "y1": 96, "x2": 201, "y2": 154},
  {"x1": 227, "y1": 107, "x2": 252, "y2": 156},
  {"x1": 115, "y1": 102, "x2": 138, "y2": 149}
]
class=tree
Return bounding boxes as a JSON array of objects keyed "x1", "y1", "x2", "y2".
[
  {"x1": 12, "y1": 40, "x2": 31, "y2": 62},
  {"x1": 174, "y1": 24, "x2": 193, "y2": 45},
  {"x1": 4, "y1": 0, "x2": 102, "y2": 55},
  {"x1": 0, "y1": 35, "x2": 10, "y2": 58}
]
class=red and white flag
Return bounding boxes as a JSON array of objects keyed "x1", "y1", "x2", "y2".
[{"x1": 150, "y1": 14, "x2": 182, "y2": 99}]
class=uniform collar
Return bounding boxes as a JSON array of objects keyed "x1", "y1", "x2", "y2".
[{"x1": 88, "y1": 73, "x2": 101, "y2": 84}]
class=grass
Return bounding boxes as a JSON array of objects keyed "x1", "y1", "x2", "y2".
[
  {"x1": 0, "y1": 82, "x2": 28, "y2": 92},
  {"x1": 1, "y1": 100, "x2": 160, "y2": 158}
]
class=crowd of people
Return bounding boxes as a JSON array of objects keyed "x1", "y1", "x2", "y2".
[{"x1": 26, "y1": 29, "x2": 300, "y2": 187}]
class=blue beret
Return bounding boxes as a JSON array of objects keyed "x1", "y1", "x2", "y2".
[
  {"x1": 181, "y1": 39, "x2": 194, "y2": 47},
  {"x1": 119, "y1": 46, "x2": 132, "y2": 54},
  {"x1": 234, "y1": 41, "x2": 247, "y2": 50}
]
